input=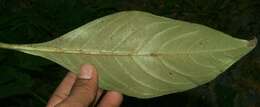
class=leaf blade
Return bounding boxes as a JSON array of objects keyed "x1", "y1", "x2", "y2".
[{"x1": 0, "y1": 11, "x2": 256, "y2": 98}]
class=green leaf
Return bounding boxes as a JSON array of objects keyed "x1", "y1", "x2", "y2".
[{"x1": 0, "y1": 11, "x2": 256, "y2": 98}]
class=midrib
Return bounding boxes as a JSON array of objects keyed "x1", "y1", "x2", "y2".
[{"x1": 0, "y1": 42, "x2": 248, "y2": 56}]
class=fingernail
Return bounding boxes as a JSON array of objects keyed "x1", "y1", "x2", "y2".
[{"x1": 79, "y1": 66, "x2": 93, "y2": 79}]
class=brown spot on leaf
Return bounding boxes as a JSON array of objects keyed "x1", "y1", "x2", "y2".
[{"x1": 150, "y1": 53, "x2": 158, "y2": 57}]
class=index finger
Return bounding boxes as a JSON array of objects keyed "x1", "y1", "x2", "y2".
[{"x1": 47, "y1": 72, "x2": 77, "y2": 107}]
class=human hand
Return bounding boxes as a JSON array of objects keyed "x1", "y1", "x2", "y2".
[{"x1": 47, "y1": 64, "x2": 123, "y2": 107}]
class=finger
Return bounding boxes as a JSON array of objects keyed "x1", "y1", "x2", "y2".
[
  {"x1": 98, "y1": 91, "x2": 123, "y2": 107},
  {"x1": 96, "y1": 88, "x2": 104, "y2": 101},
  {"x1": 93, "y1": 88, "x2": 104, "y2": 106},
  {"x1": 47, "y1": 72, "x2": 77, "y2": 107},
  {"x1": 64, "y1": 64, "x2": 98, "y2": 106}
]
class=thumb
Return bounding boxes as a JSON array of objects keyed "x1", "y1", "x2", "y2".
[{"x1": 63, "y1": 64, "x2": 98, "y2": 106}]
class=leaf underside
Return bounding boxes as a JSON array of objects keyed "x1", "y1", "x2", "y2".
[{"x1": 0, "y1": 11, "x2": 256, "y2": 98}]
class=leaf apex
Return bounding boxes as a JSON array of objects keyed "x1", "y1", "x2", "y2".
[{"x1": 247, "y1": 37, "x2": 258, "y2": 48}]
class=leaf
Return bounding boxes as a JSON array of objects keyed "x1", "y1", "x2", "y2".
[{"x1": 0, "y1": 11, "x2": 256, "y2": 98}]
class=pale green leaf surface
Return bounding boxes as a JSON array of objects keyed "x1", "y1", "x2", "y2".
[{"x1": 0, "y1": 11, "x2": 256, "y2": 98}]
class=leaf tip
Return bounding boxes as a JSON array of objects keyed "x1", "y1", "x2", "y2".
[{"x1": 247, "y1": 37, "x2": 258, "y2": 48}]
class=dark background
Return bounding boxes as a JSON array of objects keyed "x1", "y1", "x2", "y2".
[{"x1": 0, "y1": 0, "x2": 259, "y2": 107}]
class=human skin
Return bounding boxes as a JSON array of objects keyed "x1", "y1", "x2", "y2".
[{"x1": 46, "y1": 64, "x2": 123, "y2": 107}]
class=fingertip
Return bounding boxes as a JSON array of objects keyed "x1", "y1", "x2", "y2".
[
  {"x1": 79, "y1": 64, "x2": 97, "y2": 79},
  {"x1": 106, "y1": 91, "x2": 123, "y2": 99},
  {"x1": 67, "y1": 72, "x2": 77, "y2": 79},
  {"x1": 98, "y1": 91, "x2": 123, "y2": 107},
  {"x1": 80, "y1": 64, "x2": 96, "y2": 73}
]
